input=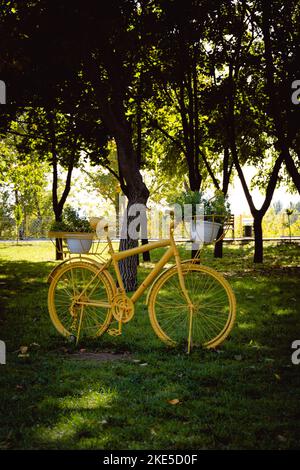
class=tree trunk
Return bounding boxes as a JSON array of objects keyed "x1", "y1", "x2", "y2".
[
  {"x1": 191, "y1": 248, "x2": 201, "y2": 259},
  {"x1": 115, "y1": 137, "x2": 149, "y2": 291},
  {"x1": 49, "y1": 111, "x2": 76, "y2": 261},
  {"x1": 54, "y1": 211, "x2": 63, "y2": 261},
  {"x1": 90, "y1": 77, "x2": 149, "y2": 290},
  {"x1": 214, "y1": 239, "x2": 223, "y2": 258},
  {"x1": 282, "y1": 147, "x2": 300, "y2": 194},
  {"x1": 135, "y1": 216, "x2": 151, "y2": 263},
  {"x1": 253, "y1": 215, "x2": 263, "y2": 263},
  {"x1": 261, "y1": 1, "x2": 300, "y2": 194},
  {"x1": 214, "y1": 226, "x2": 224, "y2": 258},
  {"x1": 119, "y1": 244, "x2": 138, "y2": 292},
  {"x1": 141, "y1": 239, "x2": 151, "y2": 262},
  {"x1": 119, "y1": 197, "x2": 148, "y2": 291},
  {"x1": 55, "y1": 237, "x2": 63, "y2": 260},
  {"x1": 213, "y1": 148, "x2": 233, "y2": 259},
  {"x1": 227, "y1": 66, "x2": 284, "y2": 265},
  {"x1": 140, "y1": 205, "x2": 150, "y2": 262},
  {"x1": 21, "y1": 207, "x2": 26, "y2": 240}
]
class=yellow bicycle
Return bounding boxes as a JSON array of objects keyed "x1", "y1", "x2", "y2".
[{"x1": 47, "y1": 221, "x2": 236, "y2": 353}]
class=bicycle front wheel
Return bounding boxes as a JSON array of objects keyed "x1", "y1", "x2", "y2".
[
  {"x1": 148, "y1": 264, "x2": 236, "y2": 349},
  {"x1": 48, "y1": 261, "x2": 115, "y2": 341}
]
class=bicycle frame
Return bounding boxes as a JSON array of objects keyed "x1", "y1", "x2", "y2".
[
  {"x1": 105, "y1": 229, "x2": 194, "y2": 351},
  {"x1": 106, "y1": 229, "x2": 193, "y2": 307},
  {"x1": 72, "y1": 226, "x2": 194, "y2": 344}
]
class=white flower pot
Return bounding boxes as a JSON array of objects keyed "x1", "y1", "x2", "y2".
[
  {"x1": 190, "y1": 219, "x2": 222, "y2": 244},
  {"x1": 66, "y1": 238, "x2": 93, "y2": 254}
]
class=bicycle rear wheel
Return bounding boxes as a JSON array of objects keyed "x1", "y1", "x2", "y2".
[
  {"x1": 148, "y1": 264, "x2": 236, "y2": 349},
  {"x1": 48, "y1": 261, "x2": 115, "y2": 341}
]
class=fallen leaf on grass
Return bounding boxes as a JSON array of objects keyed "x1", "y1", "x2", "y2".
[
  {"x1": 18, "y1": 353, "x2": 29, "y2": 358},
  {"x1": 140, "y1": 363, "x2": 148, "y2": 367},
  {"x1": 234, "y1": 355, "x2": 243, "y2": 361},
  {"x1": 274, "y1": 373, "x2": 281, "y2": 381},
  {"x1": 168, "y1": 399, "x2": 181, "y2": 405},
  {"x1": 19, "y1": 346, "x2": 28, "y2": 354},
  {"x1": 277, "y1": 434, "x2": 287, "y2": 443}
]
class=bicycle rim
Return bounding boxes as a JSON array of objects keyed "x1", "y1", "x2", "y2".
[
  {"x1": 48, "y1": 262, "x2": 114, "y2": 339},
  {"x1": 148, "y1": 264, "x2": 236, "y2": 349}
]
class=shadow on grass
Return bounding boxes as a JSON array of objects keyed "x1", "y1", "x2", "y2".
[
  {"x1": 2, "y1": 342, "x2": 300, "y2": 450},
  {"x1": 0, "y1": 249, "x2": 300, "y2": 449},
  {"x1": 231, "y1": 269, "x2": 300, "y2": 353}
]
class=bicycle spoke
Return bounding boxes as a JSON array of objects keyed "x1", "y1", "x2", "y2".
[
  {"x1": 49, "y1": 263, "x2": 113, "y2": 339},
  {"x1": 150, "y1": 265, "x2": 235, "y2": 349}
]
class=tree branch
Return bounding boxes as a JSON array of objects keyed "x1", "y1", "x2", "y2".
[
  {"x1": 149, "y1": 117, "x2": 186, "y2": 155},
  {"x1": 198, "y1": 147, "x2": 220, "y2": 190}
]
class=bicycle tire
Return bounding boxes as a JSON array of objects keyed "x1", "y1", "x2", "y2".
[
  {"x1": 148, "y1": 263, "x2": 236, "y2": 349},
  {"x1": 48, "y1": 261, "x2": 115, "y2": 341}
]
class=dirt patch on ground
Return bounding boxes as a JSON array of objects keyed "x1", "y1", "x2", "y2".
[{"x1": 69, "y1": 351, "x2": 131, "y2": 362}]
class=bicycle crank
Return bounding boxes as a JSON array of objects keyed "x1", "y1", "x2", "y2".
[{"x1": 112, "y1": 293, "x2": 135, "y2": 323}]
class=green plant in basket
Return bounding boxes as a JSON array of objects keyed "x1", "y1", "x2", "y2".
[
  {"x1": 173, "y1": 190, "x2": 202, "y2": 219},
  {"x1": 204, "y1": 191, "x2": 231, "y2": 224},
  {"x1": 50, "y1": 207, "x2": 94, "y2": 254},
  {"x1": 50, "y1": 207, "x2": 93, "y2": 233},
  {"x1": 174, "y1": 190, "x2": 231, "y2": 224}
]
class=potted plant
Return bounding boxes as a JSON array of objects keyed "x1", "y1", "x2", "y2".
[
  {"x1": 49, "y1": 207, "x2": 94, "y2": 254},
  {"x1": 174, "y1": 190, "x2": 231, "y2": 244},
  {"x1": 201, "y1": 191, "x2": 231, "y2": 242}
]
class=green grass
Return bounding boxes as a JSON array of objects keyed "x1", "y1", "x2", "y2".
[{"x1": 0, "y1": 241, "x2": 300, "y2": 449}]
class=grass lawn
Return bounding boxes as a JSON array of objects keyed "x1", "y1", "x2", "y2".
[{"x1": 0, "y1": 241, "x2": 300, "y2": 450}]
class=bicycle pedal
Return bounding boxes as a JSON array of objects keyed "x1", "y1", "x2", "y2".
[{"x1": 107, "y1": 328, "x2": 122, "y2": 337}]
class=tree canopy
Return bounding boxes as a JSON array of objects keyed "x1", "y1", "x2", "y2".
[{"x1": 1, "y1": 0, "x2": 300, "y2": 272}]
